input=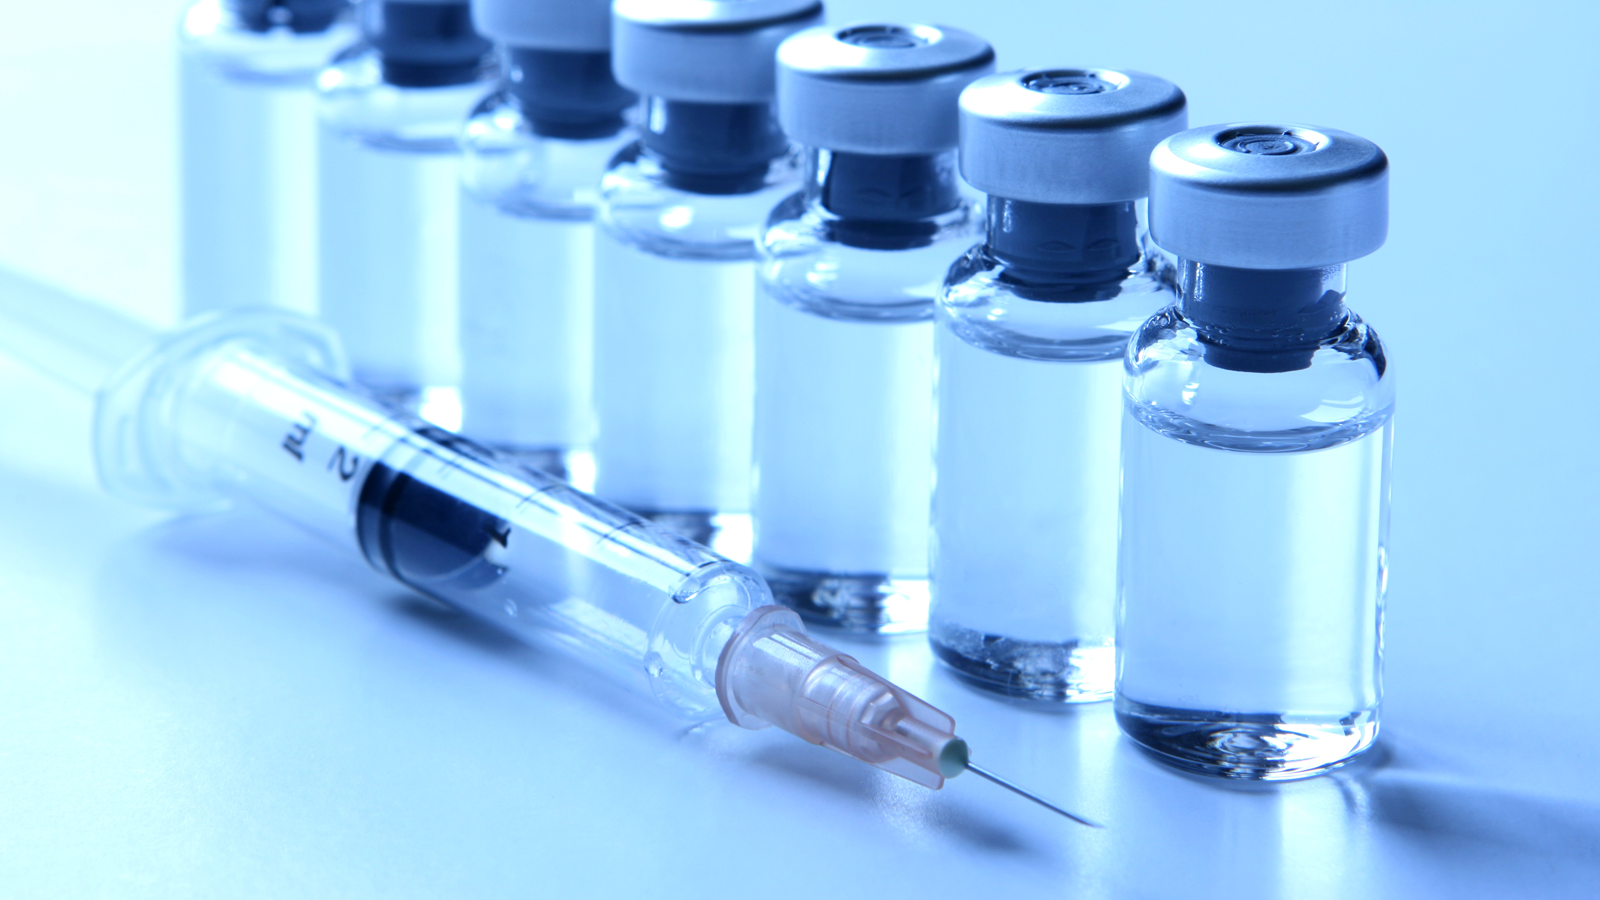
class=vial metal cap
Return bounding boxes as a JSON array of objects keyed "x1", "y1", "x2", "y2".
[
  {"x1": 959, "y1": 68, "x2": 1187, "y2": 205},
  {"x1": 776, "y1": 24, "x2": 995, "y2": 155},
  {"x1": 612, "y1": 0, "x2": 825, "y2": 104},
  {"x1": 470, "y1": 0, "x2": 611, "y2": 51},
  {"x1": 1150, "y1": 124, "x2": 1389, "y2": 269}
]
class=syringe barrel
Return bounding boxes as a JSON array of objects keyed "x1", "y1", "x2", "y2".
[{"x1": 96, "y1": 312, "x2": 767, "y2": 719}]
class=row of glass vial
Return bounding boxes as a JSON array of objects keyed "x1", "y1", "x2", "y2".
[{"x1": 179, "y1": 0, "x2": 1393, "y2": 781}]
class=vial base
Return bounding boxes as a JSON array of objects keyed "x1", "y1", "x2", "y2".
[
  {"x1": 355, "y1": 382, "x2": 462, "y2": 433},
  {"x1": 929, "y1": 626, "x2": 1112, "y2": 703},
  {"x1": 757, "y1": 562, "x2": 928, "y2": 635},
  {"x1": 1115, "y1": 697, "x2": 1378, "y2": 780},
  {"x1": 481, "y1": 444, "x2": 591, "y2": 488},
  {"x1": 356, "y1": 379, "x2": 424, "y2": 417},
  {"x1": 635, "y1": 510, "x2": 753, "y2": 565}
]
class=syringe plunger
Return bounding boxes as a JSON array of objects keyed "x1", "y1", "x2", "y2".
[{"x1": 717, "y1": 605, "x2": 968, "y2": 788}]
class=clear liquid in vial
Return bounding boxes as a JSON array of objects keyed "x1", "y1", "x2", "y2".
[
  {"x1": 180, "y1": 57, "x2": 319, "y2": 317},
  {"x1": 929, "y1": 333, "x2": 1122, "y2": 700},
  {"x1": 457, "y1": 196, "x2": 594, "y2": 481},
  {"x1": 753, "y1": 291, "x2": 933, "y2": 632},
  {"x1": 590, "y1": 234, "x2": 755, "y2": 561},
  {"x1": 317, "y1": 131, "x2": 461, "y2": 415},
  {"x1": 1116, "y1": 408, "x2": 1390, "y2": 778}
]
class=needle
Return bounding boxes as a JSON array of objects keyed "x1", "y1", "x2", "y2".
[{"x1": 964, "y1": 762, "x2": 1102, "y2": 828}]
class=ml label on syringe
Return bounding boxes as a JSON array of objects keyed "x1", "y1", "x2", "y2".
[
  {"x1": 190, "y1": 349, "x2": 400, "y2": 542},
  {"x1": 281, "y1": 409, "x2": 365, "y2": 483}
]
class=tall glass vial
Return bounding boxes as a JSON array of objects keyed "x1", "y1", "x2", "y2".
[
  {"x1": 179, "y1": 0, "x2": 355, "y2": 317},
  {"x1": 1117, "y1": 124, "x2": 1392, "y2": 779},
  {"x1": 592, "y1": 0, "x2": 822, "y2": 560},
  {"x1": 930, "y1": 69, "x2": 1187, "y2": 699},
  {"x1": 317, "y1": 0, "x2": 492, "y2": 417},
  {"x1": 457, "y1": 0, "x2": 635, "y2": 482},
  {"x1": 754, "y1": 24, "x2": 993, "y2": 634}
]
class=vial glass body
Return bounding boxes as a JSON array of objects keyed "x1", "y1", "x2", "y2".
[
  {"x1": 1116, "y1": 262, "x2": 1393, "y2": 779},
  {"x1": 457, "y1": 88, "x2": 632, "y2": 483},
  {"x1": 754, "y1": 148, "x2": 980, "y2": 634},
  {"x1": 179, "y1": 0, "x2": 355, "y2": 317},
  {"x1": 316, "y1": 46, "x2": 490, "y2": 419},
  {"x1": 591, "y1": 102, "x2": 801, "y2": 561},
  {"x1": 930, "y1": 199, "x2": 1173, "y2": 700}
]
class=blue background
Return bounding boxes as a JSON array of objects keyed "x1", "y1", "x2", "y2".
[{"x1": 2, "y1": 1, "x2": 1598, "y2": 896}]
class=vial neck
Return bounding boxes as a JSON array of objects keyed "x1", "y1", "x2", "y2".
[
  {"x1": 364, "y1": 1, "x2": 491, "y2": 88},
  {"x1": 640, "y1": 98, "x2": 788, "y2": 196},
  {"x1": 1178, "y1": 261, "x2": 1349, "y2": 373},
  {"x1": 504, "y1": 47, "x2": 634, "y2": 140},
  {"x1": 230, "y1": 0, "x2": 347, "y2": 34},
  {"x1": 985, "y1": 197, "x2": 1144, "y2": 302},
  {"x1": 806, "y1": 148, "x2": 962, "y2": 251}
]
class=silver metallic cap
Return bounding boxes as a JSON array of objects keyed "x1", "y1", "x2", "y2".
[
  {"x1": 1149, "y1": 124, "x2": 1389, "y2": 269},
  {"x1": 471, "y1": 0, "x2": 611, "y2": 51},
  {"x1": 776, "y1": 24, "x2": 994, "y2": 155},
  {"x1": 612, "y1": 0, "x2": 824, "y2": 104},
  {"x1": 959, "y1": 68, "x2": 1186, "y2": 204}
]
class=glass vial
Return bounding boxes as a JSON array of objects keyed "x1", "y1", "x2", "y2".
[
  {"x1": 754, "y1": 24, "x2": 993, "y2": 634},
  {"x1": 1118, "y1": 124, "x2": 1393, "y2": 779},
  {"x1": 457, "y1": 0, "x2": 635, "y2": 483},
  {"x1": 591, "y1": 0, "x2": 822, "y2": 560},
  {"x1": 179, "y1": 0, "x2": 355, "y2": 317},
  {"x1": 316, "y1": 0, "x2": 492, "y2": 418},
  {"x1": 930, "y1": 69, "x2": 1187, "y2": 699}
]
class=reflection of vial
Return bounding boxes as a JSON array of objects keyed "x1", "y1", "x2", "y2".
[
  {"x1": 1117, "y1": 124, "x2": 1393, "y2": 780},
  {"x1": 456, "y1": 0, "x2": 634, "y2": 483},
  {"x1": 179, "y1": 0, "x2": 355, "y2": 317},
  {"x1": 316, "y1": 0, "x2": 493, "y2": 418},
  {"x1": 928, "y1": 69, "x2": 1185, "y2": 699},
  {"x1": 753, "y1": 24, "x2": 993, "y2": 634},
  {"x1": 592, "y1": 0, "x2": 823, "y2": 560}
]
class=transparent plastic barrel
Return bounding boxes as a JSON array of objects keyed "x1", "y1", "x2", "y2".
[{"x1": 104, "y1": 318, "x2": 766, "y2": 719}]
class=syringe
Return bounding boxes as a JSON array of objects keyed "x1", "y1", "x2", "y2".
[{"x1": 0, "y1": 268, "x2": 1094, "y2": 825}]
